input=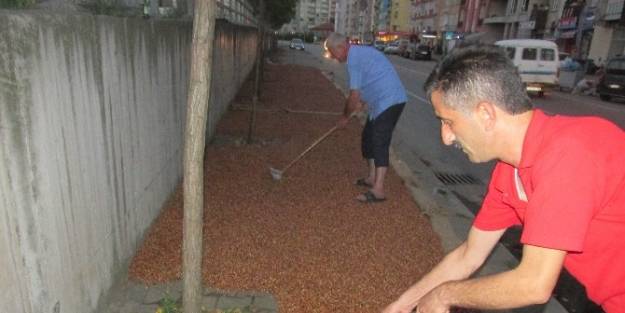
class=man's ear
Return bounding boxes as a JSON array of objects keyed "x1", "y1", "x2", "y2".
[{"x1": 475, "y1": 101, "x2": 497, "y2": 131}]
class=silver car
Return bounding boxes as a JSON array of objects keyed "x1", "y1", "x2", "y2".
[{"x1": 289, "y1": 38, "x2": 305, "y2": 50}]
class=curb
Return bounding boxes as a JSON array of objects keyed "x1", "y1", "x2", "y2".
[{"x1": 389, "y1": 150, "x2": 569, "y2": 313}]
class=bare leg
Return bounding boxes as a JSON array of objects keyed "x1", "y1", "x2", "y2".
[
  {"x1": 370, "y1": 166, "x2": 387, "y2": 199},
  {"x1": 365, "y1": 159, "x2": 376, "y2": 184},
  {"x1": 356, "y1": 164, "x2": 387, "y2": 201}
]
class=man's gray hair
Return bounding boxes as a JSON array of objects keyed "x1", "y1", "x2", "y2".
[
  {"x1": 325, "y1": 32, "x2": 347, "y2": 50},
  {"x1": 424, "y1": 44, "x2": 532, "y2": 115}
]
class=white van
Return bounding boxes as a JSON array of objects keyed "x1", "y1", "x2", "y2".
[{"x1": 495, "y1": 39, "x2": 559, "y2": 96}]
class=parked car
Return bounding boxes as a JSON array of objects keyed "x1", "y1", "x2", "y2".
[
  {"x1": 289, "y1": 38, "x2": 305, "y2": 50},
  {"x1": 384, "y1": 41, "x2": 399, "y2": 54},
  {"x1": 495, "y1": 39, "x2": 560, "y2": 97},
  {"x1": 597, "y1": 56, "x2": 625, "y2": 102},
  {"x1": 384, "y1": 39, "x2": 409, "y2": 55},
  {"x1": 410, "y1": 44, "x2": 432, "y2": 60},
  {"x1": 401, "y1": 42, "x2": 415, "y2": 58},
  {"x1": 373, "y1": 40, "x2": 386, "y2": 52}
]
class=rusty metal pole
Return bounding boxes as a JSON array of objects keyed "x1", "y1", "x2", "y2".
[{"x1": 182, "y1": 0, "x2": 216, "y2": 312}]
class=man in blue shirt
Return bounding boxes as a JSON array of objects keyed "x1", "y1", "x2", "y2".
[{"x1": 325, "y1": 32, "x2": 407, "y2": 203}]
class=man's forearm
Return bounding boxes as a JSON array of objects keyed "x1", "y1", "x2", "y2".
[
  {"x1": 422, "y1": 245, "x2": 565, "y2": 311},
  {"x1": 343, "y1": 90, "x2": 362, "y2": 118},
  {"x1": 394, "y1": 242, "x2": 483, "y2": 309},
  {"x1": 433, "y1": 269, "x2": 550, "y2": 310}
]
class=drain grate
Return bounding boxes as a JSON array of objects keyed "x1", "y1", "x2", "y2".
[{"x1": 434, "y1": 172, "x2": 481, "y2": 185}]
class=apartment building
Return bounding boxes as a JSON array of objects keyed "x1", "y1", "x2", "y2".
[
  {"x1": 281, "y1": 0, "x2": 336, "y2": 33},
  {"x1": 438, "y1": 0, "x2": 462, "y2": 32},
  {"x1": 458, "y1": 0, "x2": 556, "y2": 43},
  {"x1": 587, "y1": 0, "x2": 625, "y2": 63},
  {"x1": 412, "y1": 0, "x2": 437, "y2": 32},
  {"x1": 390, "y1": 0, "x2": 413, "y2": 31},
  {"x1": 334, "y1": 0, "x2": 379, "y2": 41},
  {"x1": 458, "y1": 0, "x2": 624, "y2": 64},
  {"x1": 378, "y1": 0, "x2": 392, "y2": 31}
]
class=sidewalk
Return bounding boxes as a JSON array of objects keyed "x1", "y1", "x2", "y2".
[
  {"x1": 101, "y1": 279, "x2": 277, "y2": 313},
  {"x1": 271, "y1": 43, "x2": 568, "y2": 313},
  {"x1": 101, "y1": 51, "x2": 446, "y2": 313}
]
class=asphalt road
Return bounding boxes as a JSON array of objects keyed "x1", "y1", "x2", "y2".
[
  {"x1": 288, "y1": 41, "x2": 625, "y2": 203},
  {"x1": 279, "y1": 41, "x2": 625, "y2": 313}
]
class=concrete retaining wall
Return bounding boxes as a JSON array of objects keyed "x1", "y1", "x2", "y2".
[{"x1": 0, "y1": 11, "x2": 257, "y2": 313}]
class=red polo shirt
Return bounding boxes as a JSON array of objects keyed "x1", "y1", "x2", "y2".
[{"x1": 474, "y1": 109, "x2": 625, "y2": 312}]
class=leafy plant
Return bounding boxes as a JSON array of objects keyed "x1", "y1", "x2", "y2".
[
  {"x1": 0, "y1": 0, "x2": 36, "y2": 9},
  {"x1": 79, "y1": 0, "x2": 140, "y2": 16},
  {"x1": 156, "y1": 294, "x2": 181, "y2": 313}
]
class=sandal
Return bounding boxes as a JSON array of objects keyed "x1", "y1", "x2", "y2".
[
  {"x1": 355, "y1": 178, "x2": 373, "y2": 188},
  {"x1": 357, "y1": 191, "x2": 386, "y2": 203}
]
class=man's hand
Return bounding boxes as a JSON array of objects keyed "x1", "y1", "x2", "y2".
[
  {"x1": 380, "y1": 227, "x2": 506, "y2": 313},
  {"x1": 415, "y1": 288, "x2": 450, "y2": 313}
]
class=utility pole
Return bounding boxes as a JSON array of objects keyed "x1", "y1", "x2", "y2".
[{"x1": 182, "y1": 0, "x2": 216, "y2": 312}]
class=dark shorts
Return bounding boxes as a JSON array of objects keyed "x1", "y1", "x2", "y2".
[{"x1": 361, "y1": 103, "x2": 405, "y2": 167}]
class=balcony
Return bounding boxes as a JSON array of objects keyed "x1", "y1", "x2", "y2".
[{"x1": 483, "y1": 15, "x2": 508, "y2": 23}]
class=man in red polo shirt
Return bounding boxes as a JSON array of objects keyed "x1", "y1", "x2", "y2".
[{"x1": 382, "y1": 45, "x2": 625, "y2": 313}]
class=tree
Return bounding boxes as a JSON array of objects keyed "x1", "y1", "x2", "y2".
[
  {"x1": 262, "y1": 0, "x2": 297, "y2": 29},
  {"x1": 182, "y1": 0, "x2": 216, "y2": 312}
]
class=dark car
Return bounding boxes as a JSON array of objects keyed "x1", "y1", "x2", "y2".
[
  {"x1": 597, "y1": 57, "x2": 625, "y2": 102},
  {"x1": 412, "y1": 44, "x2": 432, "y2": 60},
  {"x1": 289, "y1": 38, "x2": 305, "y2": 50},
  {"x1": 373, "y1": 40, "x2": 386, "y2": 52}
]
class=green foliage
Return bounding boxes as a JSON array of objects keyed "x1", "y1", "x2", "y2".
[
  {"x1": 79, "y1": 0, "x2": 141, "y2": 16},
  {"x1": 0, "y1": 0, "x2": 35, "y2": 9},
  {"x1": 157, "y1": 294, "x2": 181, "y2": 313},
  {"x1": 264, "y1": 0, "x2": 297, "y2": 29}
]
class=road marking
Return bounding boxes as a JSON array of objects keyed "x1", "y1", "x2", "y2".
[{"x1": 407, "y1": 90, "x2": 430, "y2": 104}]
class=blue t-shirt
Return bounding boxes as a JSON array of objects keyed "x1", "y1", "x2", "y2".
[{"x1": 347, "y1": 45, "x2": 407, "y2": 119}]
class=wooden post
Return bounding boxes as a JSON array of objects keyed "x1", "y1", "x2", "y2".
[{"x1": 182, "y1": 0, "x2": 216, "y2": 312}]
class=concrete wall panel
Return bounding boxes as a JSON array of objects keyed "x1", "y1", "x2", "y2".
[{"x1": 0, "y1": 11, "x2": 257, "y2": 313}]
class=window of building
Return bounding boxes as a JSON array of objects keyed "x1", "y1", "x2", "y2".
[
  {"x1": 505, "y1": 47, "x2": 516, "y2": 59},
  {"x1": 550, "y1": 0, "x2": 559, "y2": 10},
  {"x1": 508, "y1": 0, "x2": 517, "y2": 14},
  {"x1": 522, "y1": 48, "x2": 537, "y2": 60},
  {"x1": 541, "y1": 48, "x2": 555, "y2": 61}
]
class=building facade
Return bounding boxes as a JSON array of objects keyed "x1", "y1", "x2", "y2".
[
  {"x1": 281, "y1": 0, "x2": 336, "y2": 34},
  {"x1": 390, "y1": 0, "x2": 413, "y2": 31},
  {"x1": 587, "y1": 0, "x2": 625, "y2": 64}
]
